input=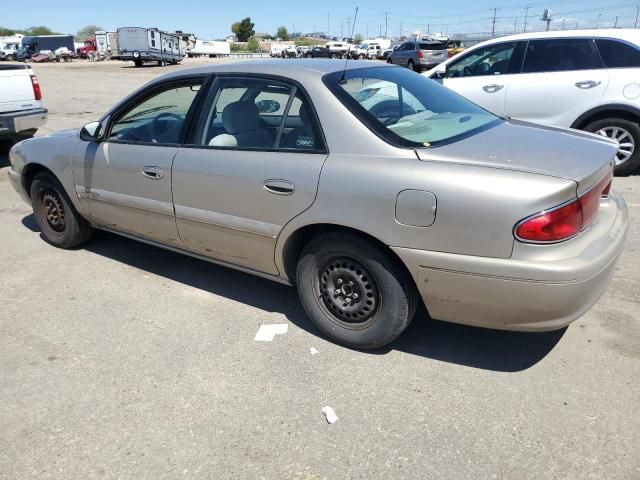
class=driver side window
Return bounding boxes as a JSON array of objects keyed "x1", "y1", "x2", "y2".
[
  {"x1": 446, "y1": 42, "x2": 518, "y2": 78},
  {"x1": 109, "y1": 81, "x2": 203, "y2": 145}
]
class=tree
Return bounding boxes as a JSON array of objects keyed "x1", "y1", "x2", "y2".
[
  {"x1": 276, "y1": 26, "x2": 288, "y2": 40},
  {"x1": 231, "y1": 17, "x2": 255, "y2": 42},
  {"x1": 26, "y1": 26, "x2": 56, "y2": 36},
  {"x1": 354, "y1": 33, "x2": 363, "y2": 44},
  {"x1": 246, "y1": 37, "x2": 260, "y2": 52},
  {"x1": 0, "y1": 27, "x2": 17, "y2": 36},
  {"x1": 76, "y1": 25, "x2": 103, "y2": 41}
]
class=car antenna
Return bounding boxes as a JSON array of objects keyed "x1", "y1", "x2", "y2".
[{"x1": 339, "y1": 6, "x2": 359, "y2": 84}]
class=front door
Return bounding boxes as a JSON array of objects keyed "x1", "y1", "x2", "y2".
[
  {"x1": 439, "y1": 41, "x2": 523, "y2": 117},
  {"x1": 172, "y1": 75, "x2": 328, "y2": 275},
  {"x1": 71, "y1": 77, "x2": 205, "y2": 244},
  {"x1": 505, "y1": 38, "x2": 609, "y2": 128}
]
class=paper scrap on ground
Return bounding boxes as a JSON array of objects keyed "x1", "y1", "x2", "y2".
[
  {"x1": 309, "y1": 347, "x2": 319, "y2": 355},
  {"x1": 254, "y1": 324, "x2": 288, "y2": 342},
  {"x1": 322, "y1": 406, "x2": 339, "y2": 424}
]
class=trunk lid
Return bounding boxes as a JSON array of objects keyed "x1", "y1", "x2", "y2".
[
  {"x1": 416, "y1": 119, "x2": 616, "y2": 194},
  {"x1": 0, "y1": 65, "x2": 39, "y2": 113}
]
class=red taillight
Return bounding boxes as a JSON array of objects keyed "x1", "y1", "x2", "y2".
[
  {"x1": 417, "y1": 50, "x2": 423, "y2": 59},
  {"x1": 515, "y1": 173, "x2": 613, "y2": 243},
  {"x1": 30, "y1": 75, "x2": 42, "y2": 100}
]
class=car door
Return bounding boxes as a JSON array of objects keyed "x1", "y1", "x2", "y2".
[
  {"x1": 171, "y1": 75, "x2": 328, "y2": 275},
  {"x1": 437, "y1": 41, "x2": 523, "y2": 116},
  {"x1": 505, "y1": 38, "x2": 609, "y2": 128},
  {"x1": 71, "y1": 77, "x2": 205, "y2": 245}
]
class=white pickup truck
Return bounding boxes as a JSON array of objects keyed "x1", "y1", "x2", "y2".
[{"x1": 0, "y1": 65, "x2": 47, "y2": 141}]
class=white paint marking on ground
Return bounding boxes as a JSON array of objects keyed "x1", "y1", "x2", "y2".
[
  {"x1": 309, "y1": 347, "x2": 319, "y2": 356},
  {"x1": 254, "y1": 324, "x2": 288, "y2": 342},
  {"x1": 322, "y1": 406, "x2": 339, "y2": 424}
]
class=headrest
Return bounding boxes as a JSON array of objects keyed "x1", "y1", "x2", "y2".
[{"x1": 222, "y1": 101, "x2": 260, "y2": 134}]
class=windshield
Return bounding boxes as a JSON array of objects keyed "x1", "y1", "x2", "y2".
[{"x1": 324, "y1": 67, "x2": 501, "y2": 148}]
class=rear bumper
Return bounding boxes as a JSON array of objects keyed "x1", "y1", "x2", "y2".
[
  {"x1": 392, "y1": 192, "x2": 628, "y2": 331},
  {"x1": 0, "y1": 108, "x2": 47, "y2": 138}
]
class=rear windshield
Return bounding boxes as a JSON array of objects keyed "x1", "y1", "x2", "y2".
[
  {"x1": 323, "y1": 67, "x2": 501, "y2": 148},
  {"x1": 419, "y1": 42, "x2": 446, "y2": 50}
]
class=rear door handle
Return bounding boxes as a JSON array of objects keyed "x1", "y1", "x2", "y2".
[
  {"x1": 263, "y1": 179, "x2": 295, "y2": 195},
  {"x1": 482, "y1": 84, "x2": 504, "y2": 93},
  {"x1": 142, "y1": 166, "x2": 164, "y2": 180},
  {"x1": 575, "y1": 80, "x2": 601, "y2": 89}
]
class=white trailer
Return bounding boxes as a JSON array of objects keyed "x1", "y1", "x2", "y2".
[
  {"x1": 187, "y1": 39, "x2": 230, "y2": 57},
  {"x1": 117, "y1": 27, "x2": 182, "y2": 67},
  {"x1": 95, "y1": 31, "x2": 120, "y2": 59}
]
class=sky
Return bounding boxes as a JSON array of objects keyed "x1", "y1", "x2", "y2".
[{"x1": 3, "y1": 0, "x2": 638, "y2": 40}]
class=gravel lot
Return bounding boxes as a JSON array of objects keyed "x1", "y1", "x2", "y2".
[{"x1": 1, "y1": 59, "x2": 639, "y2": 480}]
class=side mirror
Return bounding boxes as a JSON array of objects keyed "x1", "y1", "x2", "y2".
[
  {"x1": 79, "y1": 120, "x2": 105, "y2": 142},
  {"x1": 434, "y1": 65, "x2": 447, "y2": 79}
]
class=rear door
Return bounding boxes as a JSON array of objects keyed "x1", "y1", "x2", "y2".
[
  {"x1": 171, "y1": 75, "x2": 328, "y2": 275},
  {"x1": 439, "y1": 41, "x2": 523, "y2": 116},
  {"x1": 505, "y1": 38, "x2": 609, "y2": 128}
]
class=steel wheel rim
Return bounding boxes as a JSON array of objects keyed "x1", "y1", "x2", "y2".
[
  {"x1": 596, "y1": 126, "x2": 635, "y2": 165},
  {"x1": 317, "y1": 256, "x2": 380, "y2": 327},
  {"x1": 42, "y1": 190, "x2": 66, "y2": 232}
]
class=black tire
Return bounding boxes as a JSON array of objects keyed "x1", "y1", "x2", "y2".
[
  {"x1": 134, "y1": 60, "x2": 142, "y2": 68},
  {"x1": 583, "y1": 117, "x2": 640, "y2": 176},
  {"x1": 296, "y1": 232, "x2": 417, "y2": 349},
  {"x1": 30, "y1": 173, "x2": 93, "y2": 248},
  {"x1": 387, "y1": 58, "x2": 393, "y2": 64},
  {"x1": 6, "y1": 54, "x2": 14, "y2": 61},
  {"x1": 407, "y1": 60, "x2": 415, "y2": 71},
  {"x1": 331, "y1": 53, "x2": 337, "y2": 59}
]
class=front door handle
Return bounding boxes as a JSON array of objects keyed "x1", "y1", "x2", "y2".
[
  {"x1": 482, "y1": 84, "x2": 504, "y2": 93},
  {"x1": 575, "y1": 80, "x2": 601, "y2": 89},
  {"x1": 263, "y1": 179, "x2": 295, "y2": 195},
  {"x1": 142, "y1": 166, "x2": 164, "y2": 180}
]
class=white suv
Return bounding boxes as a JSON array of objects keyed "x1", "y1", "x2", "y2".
[{"x1": 426, "y1": 29, "x2": 640, "y2": 175}]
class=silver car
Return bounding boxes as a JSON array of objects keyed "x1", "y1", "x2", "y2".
[
  {"x1": 387, "y1": 40, "x2": 449, "y2": 71},
  {"x1": 7, "y1": 60, "x2": 628, "y2": 349}
]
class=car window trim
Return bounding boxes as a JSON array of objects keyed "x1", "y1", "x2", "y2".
[
  {"x1": 104, "y1": 74, "x2": 211, "y2": 148},
  {"x1": 183, "y1": 72, "x2": 329, "y2": 154},
  {"x1": 520, "y1": 37, "x2": 605, "y2": 75}
]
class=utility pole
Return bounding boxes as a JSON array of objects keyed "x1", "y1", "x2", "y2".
[
  {"x1": 366, "y1": 24, "x2": 369, "y2": 38},
  {"x1": 615, "y1": 15, "x2": 619, "y2": 28},
  {"x1": 346, "y1": 17, "x2": 351, "y2": 39},
  {"x1": 636, "y1": 5, "x2": 639, "y2": 28},
  {"x1": 561, "y1": 18, "x2": 565, "y2": 30},
  {"x1": 523, "y1": 6, "x2": 530, "y2": 32},
  {"x1": 384, "y1": 12, "x2": 389, "y2": 39},
  {"x1": 514, "y1": 18, "x2": 518, "y2": 33},
  {"x1": 491, "y1": 8, "x2": 499, "y2": 36},
  {"x1": 596, "y1": 13, "x2": 601, "y2": 29},
  {"x1": 427, "y1": 24, "x2": 430, "y2": 34},
  {"x1": 400, "y1": 22, "x2": 403, "y2": 40},
  {"x1": 379, "y1": 25, "x2": 382, "y2": 37}
]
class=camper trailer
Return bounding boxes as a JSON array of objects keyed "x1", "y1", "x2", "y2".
[
  {"x1": 117, "y1": 27, "x2": 182, "y2": 66},
  {"x1": 95, "y1": 31, "x2": 119, "y2": 59}
]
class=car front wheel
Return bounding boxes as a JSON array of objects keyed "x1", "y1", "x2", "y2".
[
  {"x1": 30, "y1": 173, "x2": 93, "y2": 248},
  {"x1": 584, "y1": 118, "x2": 640, "y2": 175},
  {"x1": 296, "y1": 232, "x2": 417, "y2": 349}
]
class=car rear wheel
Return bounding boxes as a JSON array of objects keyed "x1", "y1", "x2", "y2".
[
  {"x1": 30, "y1": 173, "x2": 93, "y2": 248},
  {"x1": 584, "y1": 118, "x2": 640, "y2": 175},
  {"x1": 296, "y1": 232, "x2": 417, "y2": 349},
  {"x1": 407, "y1": 60, "x2": 416, "y2": 71},
  {"x1": 6, "y1": 54, "x2": 14, "y2": 61}
]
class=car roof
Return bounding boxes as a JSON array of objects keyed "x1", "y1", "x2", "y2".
[
  {"x1": 154, "y1": 59, "x2": 391, "y2": 82},
  {"x1": 471, "y1": 28, "x2": 640, "y2": 48}
]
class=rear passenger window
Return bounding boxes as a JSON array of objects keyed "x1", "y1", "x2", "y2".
[
  {"x1": 195, "y1": 77, "x2": 323, "y2": 152},
  {"x1": 522, "y1": 39, "x2": 602, "y2": 73},
  {"x1": 595, "y1": 39, "x2": 640, "y2": 68}
]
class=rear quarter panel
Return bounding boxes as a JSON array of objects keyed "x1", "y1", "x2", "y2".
[{"x1": 275, "y1": 154, "x2": 577, "y2": 278}]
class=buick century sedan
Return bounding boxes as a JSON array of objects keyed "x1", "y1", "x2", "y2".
[{"x1": 8, "y1": 60, "x2": 628, "y2": 349}]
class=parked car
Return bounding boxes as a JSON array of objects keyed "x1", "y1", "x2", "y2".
[
  {"x1": 388, "y1": 40, "x2": 448, "y2": 71},
  {"x1": 427, "y1": 29, "x2": 640, "y2": 175},
  {"x1": 0, "y1": 64, "x2": 47, "y2": 141},
  {"x1": 306, "y1": 46, "x2": 341, "y2": 58},
  {"x1": 8, "y1": 60, "x2": 627, "y2": 349}
]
